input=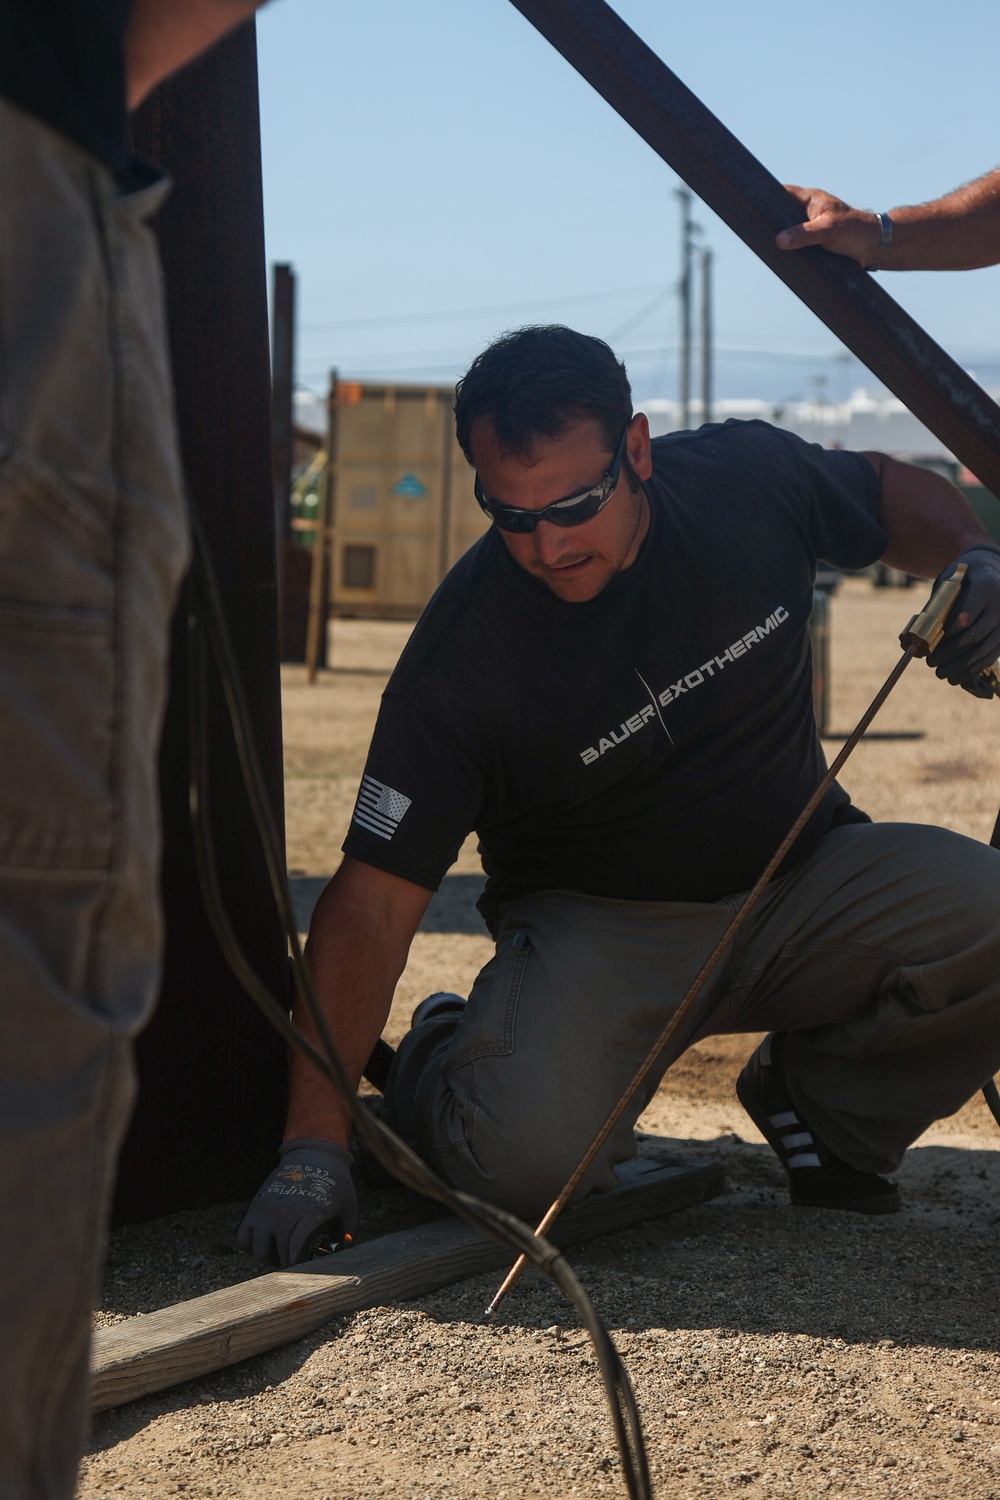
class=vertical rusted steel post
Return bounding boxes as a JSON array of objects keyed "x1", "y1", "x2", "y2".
[
  {"x1": 271, "y1": 261, "x2": 295, "y2": 648},
  {"x1": 271, "y1": 263, "x2": 296, "y2": 552},
  {"x1": 114, "y1": 21, "x2": 287, "y2": 1222},
  {"x1": 509, "y1": 0, "x2": 1000, "y2": 492},
  {"x1": 306, "y1": 371, "x2": 338, "y2": 681}
]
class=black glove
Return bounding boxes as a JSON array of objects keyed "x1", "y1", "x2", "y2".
[
  {"x1": 236, "y1": 1138, "x2": 359, "y2": 1267},
  {"x1": 926, "y1": 545, "x2": 1000, "y2": 698}
]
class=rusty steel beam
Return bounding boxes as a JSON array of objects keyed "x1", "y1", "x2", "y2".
[
  {"x1": 509, "y1": 0, "x2": 1000, "y2": 492},
  {"x1": 114, "y1": 21, "x2": 287, "y2": 1223}
]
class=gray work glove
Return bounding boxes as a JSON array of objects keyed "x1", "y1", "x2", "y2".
[
  {"x1": 926, "y1": 545, "x2": 1000, "y2": 698},
  {"x1": 236, "y1": 1138, "x2": 359, "y2": 1267}
]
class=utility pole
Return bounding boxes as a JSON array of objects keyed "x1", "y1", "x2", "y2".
[
  {"x1": 676, "y1": 186, "x2": 693, "y2": 429},
  {"x1": 700, "y1": 247, "x2": 713, "y2": 426}
]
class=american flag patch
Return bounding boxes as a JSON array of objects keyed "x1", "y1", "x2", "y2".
[{"x1": 351, "y1": 775, "x2": 412, "y2": 842}]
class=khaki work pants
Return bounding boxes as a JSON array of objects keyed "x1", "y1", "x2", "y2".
[
  {"x1": 0, "y1": 100, "x2": 188, "y2": 1498},
  {"x1": 385, "y1": 822, "x2": 1000, "y2": 1218}
]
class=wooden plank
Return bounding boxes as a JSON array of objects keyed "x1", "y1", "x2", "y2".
[{"x1": 91, "y1": 1156, "x2": 723, "y2": 1413}]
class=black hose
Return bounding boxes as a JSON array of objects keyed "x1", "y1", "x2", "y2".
[
  {"x1": 983, "y1": 1079, "x2": 1000, "y2": 1130},
  {"x1": 184, "y1": 512, "x2": 652, "y2": 1500}
]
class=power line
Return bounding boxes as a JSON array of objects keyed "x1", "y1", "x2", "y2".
[
  {"x1": 606, "y1": 286, "x2": 674, "y2": 345},
  {"x1": 299, "y1": 281, "x2": 668, "y2": 333},
  {"x1": 295, "y1": 346, "x2": 863, "y2": 382},
  {"x1": 296, "y1": 346, "x2": 1000, "y2": 384}
]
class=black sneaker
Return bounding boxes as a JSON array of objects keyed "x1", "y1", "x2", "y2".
[
  {"x1": 410, "y1": 991, "x2": 467, "y2": 1028},
  {"x1": 736, "y1": 1033, "x2": 901, "y2": 1214}
]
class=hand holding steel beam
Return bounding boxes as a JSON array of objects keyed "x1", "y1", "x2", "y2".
[{"x1": 507, "y1": 0, "x2": 1000, "y2": 495}]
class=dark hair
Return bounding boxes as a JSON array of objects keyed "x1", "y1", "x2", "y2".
[{"x1": 454, "y1": 325, "x2": 632, "y2": 463}]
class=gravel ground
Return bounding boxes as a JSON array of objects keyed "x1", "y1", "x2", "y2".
[{"x1": 83, "y1": 578, "x2": 1000, "y2": 1499}]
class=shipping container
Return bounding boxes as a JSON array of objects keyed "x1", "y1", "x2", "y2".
[{"x1": 325, "y1": 381, "x2": 489, "y2": 620}]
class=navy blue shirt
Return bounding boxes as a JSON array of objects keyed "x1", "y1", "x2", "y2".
[
  {"x1": 0, "y1": 1, "x2": 134, "y2": 178},
  {"x1": 343, "y1": 421, "x2": 885, "y2": 934}
]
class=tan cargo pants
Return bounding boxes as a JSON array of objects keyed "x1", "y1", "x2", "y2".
[
  {"x1": 386, "y1": 822, "x2": 1000, "y2": 1218},
  {"x1": 0, "y1": 100, "x2": 189, "y2": 1498}
]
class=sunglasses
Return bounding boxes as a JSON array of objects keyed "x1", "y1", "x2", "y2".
[{"x1": 474, "y1": 430, "x2": 628, "y2": 534}]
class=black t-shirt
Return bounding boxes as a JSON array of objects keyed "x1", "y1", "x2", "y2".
[
  {"x1": 0, "y1": 1, "x2": 134, "y2": 177},
  {"x1": 343, "y1": 421, "x2": 886, "y2": 935}
]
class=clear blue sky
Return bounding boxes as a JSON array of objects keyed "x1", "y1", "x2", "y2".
[{"x1": 256, "y1": 0, "x2": 1000, "y2": 406}]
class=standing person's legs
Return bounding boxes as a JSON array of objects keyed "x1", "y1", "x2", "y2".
[{"x1": 0, "y1": 100, "x2": 188, "y2": 1498}]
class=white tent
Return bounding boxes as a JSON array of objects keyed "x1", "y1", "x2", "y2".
[{"x1": 643, "y1": 388, "x2": 1000, "y2": 464}]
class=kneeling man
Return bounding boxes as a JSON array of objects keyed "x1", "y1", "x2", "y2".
[{"x1": 240, "y1": 325, "x2": 1000, "y2": 1266}]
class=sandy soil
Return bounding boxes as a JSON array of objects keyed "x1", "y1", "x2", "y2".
[{"x1": 83, "y1": 578, "x2": 1000, "y2": 1499}]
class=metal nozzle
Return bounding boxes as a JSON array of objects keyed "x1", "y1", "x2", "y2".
[
  {"x1": 899, "y1": 564, "x2": 968, "y2": 657},
  {"x1": 900, "y1": 561, "x2": 1000, "y2": 694}
]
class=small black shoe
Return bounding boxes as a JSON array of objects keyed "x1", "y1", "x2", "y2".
[
  {"x1": 362, "y1": 1037, "x2": 395, "y2": 1094},
  {"x1": 410, "y1": 991, "x2": 467, "y2": 1028},
  {"x1": 736, "y1": 1033, "x2": 901, "y2": 1215}
]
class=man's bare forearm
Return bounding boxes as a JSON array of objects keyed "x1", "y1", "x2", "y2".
[
  {"x1": 878, "y1": 168, "x2": 1000, "y2": 271},
  {"x1": 285, "y1": 859, "x2": 431, "y2": 1149},
  {"x1": 126, "y1": 0, "x2": 267, "y2": 109},
  {"x1": 776, "y1": 168, "x2": 1000, "y2": 271},
  {"x1": 865, "y1": 452, "x2": 993, "y2": 578}
]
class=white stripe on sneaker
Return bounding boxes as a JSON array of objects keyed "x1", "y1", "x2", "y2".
[
  {"x1": 780, "y1": 1131, "x2": 814, "y2": 1150},
  {"x1": 787, "y1": 1151, "x2": 822, "y2": 1169},
  {"x1": 769, "y1": 1110, "x2": 799, "y2": 1128}
]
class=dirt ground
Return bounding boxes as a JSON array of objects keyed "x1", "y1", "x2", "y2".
[{"x1": 84, "y1": 578, "x2": 1000, "y2": 1499}]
